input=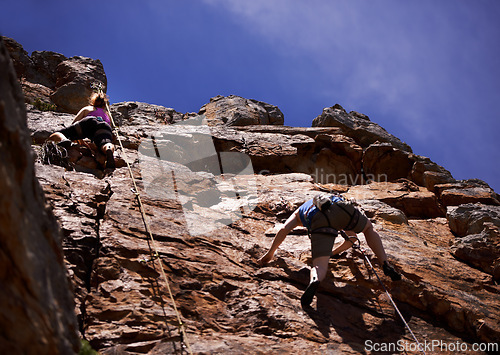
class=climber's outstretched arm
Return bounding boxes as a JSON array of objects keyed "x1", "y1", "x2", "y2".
[
  {"x1": 331, "y1": 231, "x2": 357, "y2": 256},
  {"x1": 258, "y1": 210, "x2": 302, "y2": 265}
]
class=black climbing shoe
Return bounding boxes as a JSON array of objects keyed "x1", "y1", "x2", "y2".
[
  {"x1": 331, "y1": 252, "x2": 347, "y2": 260},
  {"x1": 301, "y1": 279, "x2": 320, "y2": 308},
  {"x1": 57, "y1": 139, "x2": 72, "y2": 149},
  {"x1": 383, "y1": 261, "x2": 402, "y2": 281},
  {"x1": 105, "y1": 150, "x2": 115, "y2": 170}
]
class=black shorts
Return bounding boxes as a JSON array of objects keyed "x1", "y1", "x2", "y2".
[
  {"x1": 310, "y1": 231, "x2": 337, "y2": 259},
  {"x1": 58, "y1": 116, "x2": 113, "y2": 149}
]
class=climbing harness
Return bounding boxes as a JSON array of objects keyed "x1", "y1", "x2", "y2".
[
  {"x1": 339, "y1": 230, "x2": 426, "y2": 355},
  {"x1": 311, "y1": 193, "x2": 361, "y2": 232},
  {"x1": 91, "y1": 83, "x2": 193, "y2": 354}
]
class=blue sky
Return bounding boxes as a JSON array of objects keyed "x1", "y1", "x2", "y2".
[{"x1": 3, "y1": 0, "x2": 500, "y2": 192}]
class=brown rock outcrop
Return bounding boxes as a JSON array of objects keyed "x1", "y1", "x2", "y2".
[
  {"x1": 2, "y1": 36, "x2": 37, "y2": 82},
  {"x1": 345, "y1": 181, "x2": 445, "y2": 218},
  {"x1": 199, "y1": 95, "x2": 285, "y2": 126},
  {"x1": 362, "y1": 142, "x2": 414, "y2": 182},
  {"x1": 34, "y1": 161, "x2": 500, "y2": 353},
  {"x1": 28, "y1": 105, "x2": 500, "y2": 353},
  {"x1": 441, "y1": 187, "x2": 500, "y2": 206},
  {"x1": 3, "y1": 36, "x2": 64, "y2": 104},
  {"x1": 447, "y1": 203, "x2": 500, "y2": 280},
  {"x1": 447, "y1": 203, "x2": 500, "y2": 237},
  {"x1": 6, "y1": 38, "x2": 500, "y2": 353},
  {"x1": 111, "y1": 101, "x2": 189, "y2": 127},
  {"x1": 2, "y1": 37, "x2": 66, "y2": 89},
  {"x1": 0, "y1": 37, "x2": 79, "y2": 355},
  {"x1": 312, "y1": 104, "x2": 412, "y2": 152},
  {"x1": 50, "y1": 56, "x2": 107, "y2": 113},
  {"x1": 435, "y1": 180, "x2": 500, "y2": 207},
  {"x1": 2, "y1": 36, "x2": 107, "y2": 113}
]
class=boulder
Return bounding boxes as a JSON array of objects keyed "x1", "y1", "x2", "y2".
[
  {"x1": 421, "y1": 170, "x2": 456, "y2": 191},
  {"x1": 110, "y1": 101, "x2": 187, "y2": 127},
  {"x1": 446, "y1": 203, "x2": 500, "y2": 237},
  {"x1": 3, "y1": 37, "x2": 109, "y2": 114},
  {"x1": 447, "y1": 200, "x2": 500, "y2": 278},
  {"x1": 30, "y1": 50, "x2": 67, "y2": 88},
  {"x1": 345, "y1": 181, "x2": 445, "y2": 218},
  {"x1": 310, "y1": 134, "x2": 364, "y2": 184},
  {"x1": 410, "y1": 155, "x2": 455, "y2": 190},
  {"x1": 358, "y1": 199, "x2": 409, "y2": 225},
  {"x1": 312, "y1": 104, "x2": 412, "y2": 152},
  {"x1": 450, "y1": 222, "x2": 500, "y2": 279},
  {"x1": 0, "y1": 37, "x2": 79, "y2": 355},
  {"x1": 199, "y1": 95, "x2": 284, "y2": 126},
  {"x1": 447, "y1": 202, "x2": 500, "y2": 278},
  {"x1": 362, "y1": 142, "x2": 414, "y2": 182},
  {"x1": 1, "y1": 36, "x2": 33, "y2": 80},
  {"x1": 28, "y1": 109, "x2": 73, "y2": 143},
  {"x1": 2, "y1": 36, "x2": 66, "y2": 104},
  {"x1": 21, "y1": 82, "x2": 55, "y2": 106},
  {"x1": 51, "y1": 56, "x2": 107, "y2": 113},
  {"x1": 440, "y1": 187, "x2": 500, "y2": 206},
  {"x1": 435, "y1": 180, "x2": 500, "y2": 207}
]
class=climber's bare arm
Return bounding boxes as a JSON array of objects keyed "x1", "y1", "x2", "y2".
[
  {"x1": 258, "y1": 210, "x2": 302, "y2": 266},
  {"x1": 71, "y1": 106, "x2": 93, "y2": 124}
]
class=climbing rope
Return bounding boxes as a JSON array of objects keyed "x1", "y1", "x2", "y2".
[
  {"x1": 339, "y1": 230, "x2": 426, "y2": 355},
  {"x1": 92, "y1": 83, "x2": 193, "y2": 354}
]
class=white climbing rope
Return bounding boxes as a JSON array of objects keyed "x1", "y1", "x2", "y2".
[
  {"x1": 93, "y1": 83, "x2": 193, "y2": 354},
  {"x1": 339, "y1": 230, "x2": 426, "y2": 354}
]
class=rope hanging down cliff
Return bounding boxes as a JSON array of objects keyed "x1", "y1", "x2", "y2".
[
  {"x1": 93, "y1": 83, "x2": 193, "y2": 354},
  {"x1": 339, "y1": 230, "x2": 426, "y2": 355}
]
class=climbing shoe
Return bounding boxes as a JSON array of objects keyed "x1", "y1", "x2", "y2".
[
  {"x1": 383, "y1": 261, "x2": 402, "y2": 281},
  {"x1": 57, "y1": 139, "x2": 72, "y2": 149},
  {"x1": 105, "y1": 150, "x2": 115, "y2": 170},
  {"x1": 331, "y1": 252, "x2": 347, "y2": 260},
  {"x1": 301, "y1": 279, "x2": 320, "y2": 308},
  {"x1": 41, "y1": 141, "x2": 71, "y2": 169}
]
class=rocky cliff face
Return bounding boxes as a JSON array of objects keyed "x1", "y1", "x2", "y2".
[
  {"x1": 3, "y1": 36, "x2": 106, "y2": 113},
  {"x1": 4, "y1": 37, "x2": 500, "y2": 354},
  {"x1": 0, "y1": 38, "x2": 79, "y2": 354}
]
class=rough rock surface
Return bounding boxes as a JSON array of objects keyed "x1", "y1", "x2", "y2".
[
  {"x1": 8, "y1": 38, "x2": 500, "y2": 354},
  {"x1": 2, "y1": 36, "x2": 106, "y2": 113},
  {"x1": 447, "y1": 204, "x2": 500, "y2": 280},
  {"x1": 199, "y1": 95, "x2": 285, "y2": 126},
  {"x1": 50, "y1": 56, "x2": 107, "y2": 113},
  {"x1": 436, "y1": 180, "x2": 500, "y2": 208},
  {"x1": 28, "y1": 107, "x2": 500, "y2": 353},
  {"x1": 312, "y1": 104, "x2": 412, "y2": 152},
  {"x1": 0, "y1": 37, "x2": 79, "y2": 355}
]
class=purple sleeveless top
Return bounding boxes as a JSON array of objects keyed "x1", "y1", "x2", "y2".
[{"x1": 88, "y1": 107, "x2": 111, "y2": 125}]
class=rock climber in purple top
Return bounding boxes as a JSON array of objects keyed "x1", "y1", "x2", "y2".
[{"x1": 48, "y1": 92, "x2": 115, "y2": 170}]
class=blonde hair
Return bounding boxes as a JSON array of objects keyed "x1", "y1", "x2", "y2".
[{"x1": 89, "y1": 92, "x2": 109, "y2": 108}]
